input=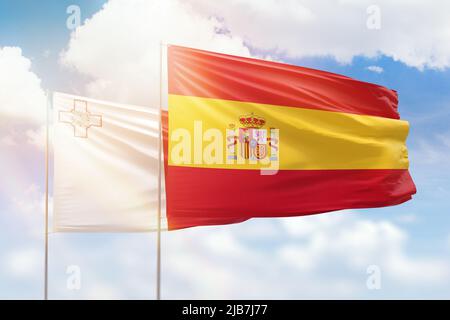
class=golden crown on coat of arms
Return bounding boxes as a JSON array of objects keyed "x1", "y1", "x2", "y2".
[{"x1": 239, "y1": 113, "x2": 266, "y2": 129}]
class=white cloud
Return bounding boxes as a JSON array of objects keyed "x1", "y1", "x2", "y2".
[
  {"x1": 0, "y1": 45, "x2": 48, "y2": 234},
  {"x1": 0, "y1": 47, "x2": 46, "y2": 124},
  {"x1": 386, "y1": 253, "x2": 448, "y2": 284},
  {"x1": 366, "y1": 65, "x2": 384, "y2": 73},
  {"x1": 6, "y1": 183, "x2": 49, "y2": 239},
  {"x1": 61, "y1": 0, "x2": 252, "y2": 106},
  {"x1": 0, "y1": 46, "x2": 46, "y2": 158},
  {"x1": 1, "y1": 134, "x2": 16, "y2": 147},
  {"x1": 60, "y1": 0, "x2": 450, "y2": 108},
  {"x1": 278, "y1": 214, "x2": 449, "y2": 285},
  {"x1": 11, "y1": 184, "x2": 44, "y2": 216},
  {"x1": 190, "y1": 0, "x2": 450, "y2": 70},
  {"x1": 3, "y1": 248, "x2": 41, "y2": 279},
  {"x1": 26, "y1": 126, "x2": 46, "y2": 149},
  {"x1": 160, "y1": 213, "x2": 450, "y2": 298}
]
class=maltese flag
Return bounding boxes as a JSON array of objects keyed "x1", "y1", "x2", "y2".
[{"x1": 52, "y1": 92, "x2": 166, "y2": 232}]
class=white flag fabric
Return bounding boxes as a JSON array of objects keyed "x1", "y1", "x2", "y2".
[{"x1": 53, "y1": 92, "x2": 167, "y2": 232}]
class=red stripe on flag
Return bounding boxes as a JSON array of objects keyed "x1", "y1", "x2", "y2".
[
  {"x1": 168, "y1": 45, "x2": 400, "y2": 119},
  {"x1": 165, "y1": 166, "x2": 416, "y2": 230}
]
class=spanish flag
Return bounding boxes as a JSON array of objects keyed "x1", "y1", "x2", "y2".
[{"x1": 163, "y1": 45, "x2": 416, "y2": 230}]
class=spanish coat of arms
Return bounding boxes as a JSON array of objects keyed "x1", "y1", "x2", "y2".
[{"x1": 226, "y1": 113, "x2": 279, "y2": 163}]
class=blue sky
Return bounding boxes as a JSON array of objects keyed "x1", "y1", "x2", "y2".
[
  {"x1": 1, "y1": 0, "x2": 450, "y2": 299},
  {"x1": 0, "y1": 0, "x2": 105, "y2": 90}
]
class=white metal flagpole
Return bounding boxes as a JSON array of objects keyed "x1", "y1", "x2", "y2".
[
  {"x1": 44, "y1": 91, "x2": 51, "y2": 300},
  {"x1": 156, "y1": 41, "x2": 163, "y2": 300}
]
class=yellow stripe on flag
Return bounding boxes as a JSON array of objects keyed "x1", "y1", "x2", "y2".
[{"x1": 168, "y1": 94, "x2": 410, "y2": 170}]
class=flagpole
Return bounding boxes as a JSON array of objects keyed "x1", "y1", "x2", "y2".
[
  {"x1": 156, "y1": 41, "x2": 163, "y2": 300},
  {"x1": 44, "y1": 91, "x2": 51, "y2": 300}
]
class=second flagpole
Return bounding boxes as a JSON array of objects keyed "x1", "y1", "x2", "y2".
[
  {"x1": 44, "y1": 91, "x2": 52, "y2": 300},
  {"x1": 156, "y1": 41, "x2": 164, "y2": 301}
]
